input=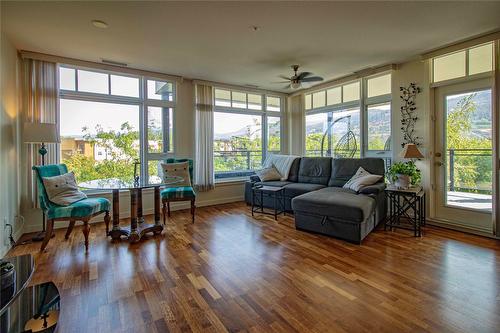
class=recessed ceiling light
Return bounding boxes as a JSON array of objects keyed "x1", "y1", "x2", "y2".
[
  {"x1": 91, "y1": 20, "x2": 108, "y2": 29},
  {"x1": 250, "y1": 25, "x2": 260, "y2": 32}
]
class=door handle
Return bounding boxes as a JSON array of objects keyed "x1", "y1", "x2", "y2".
[{"x1": 435, "y1": 152, "x2": 442, "y2": 157}]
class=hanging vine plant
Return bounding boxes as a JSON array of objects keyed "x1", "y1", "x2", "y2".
[{"x1": 400, "y1": 83, "x2": 421, "y2": 147}]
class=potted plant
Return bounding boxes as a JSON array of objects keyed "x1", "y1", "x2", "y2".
[{"x1": 387, "y1": 161, "x2": 421, "y2": 189}]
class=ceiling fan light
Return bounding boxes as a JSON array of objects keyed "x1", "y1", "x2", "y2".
[{"x1": 291, "y1": 82, "x2": 301, "y2": 89}]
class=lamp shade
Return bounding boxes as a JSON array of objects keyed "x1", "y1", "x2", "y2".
[
  {"x1": 24, "y1": 123, "x2": 59, "y2": 143},
  {"x1": 400, "y1": 143, "x2": 424, "y2": 159}
]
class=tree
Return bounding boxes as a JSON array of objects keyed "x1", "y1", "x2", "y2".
[
  {"x1": 64, "y1": 122, "x2": 158, "y2": 183},
  {"x1": 446, "y1": 93, "x2": 492, "y2": 194}
]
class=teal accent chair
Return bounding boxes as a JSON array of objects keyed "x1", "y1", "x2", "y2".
[
  {"x1": 160, "y1": 158, "x2": 196, "y2": 223},
  {"x1": 33, "y1": 164, "x2": 111, "y2": 253}
]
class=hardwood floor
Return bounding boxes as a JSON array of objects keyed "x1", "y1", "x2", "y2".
[{"x1": 7, "y1": 202, "x2": 500, "y2": 333}]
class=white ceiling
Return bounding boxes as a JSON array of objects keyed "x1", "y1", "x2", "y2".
[{"x1": 2, "y1": 1, "x2": 500, "y2": 93}]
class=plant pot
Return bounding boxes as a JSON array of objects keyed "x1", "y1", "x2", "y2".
[
  {"x1": 0, "y1": 261, "x2": 16, "y2": 308},
  {"x1": 395, "y1": 174, "x2": 411, "y2": 189}
]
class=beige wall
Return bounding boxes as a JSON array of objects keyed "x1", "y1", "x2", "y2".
[
  {"x1": 392, "y1": 60, "x2": 432, "y2": 215},
  {"x1": 0, "y1": 31, "x2": 22, "y2": 256}
]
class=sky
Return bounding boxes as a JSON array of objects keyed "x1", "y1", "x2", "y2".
[
  {"x1": 60, "y1": 67, "x2": 175, "y2": 137},
  {"x1": 60, "y1": 99, "x2": 140, "y2": 136}
]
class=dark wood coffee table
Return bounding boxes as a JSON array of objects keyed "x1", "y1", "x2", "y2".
[{"x1": 79, "y1": 176, "x2": 182, "y2": 243}]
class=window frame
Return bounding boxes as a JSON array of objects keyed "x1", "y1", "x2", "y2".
[
  {"x1": 213, "y1": 87, "x2": 283, "y2": 179},
  {"x1": 363, "y1": 73, "x2": 392, "y2": 157},
  {"x1": 57, "y1": 64, "x2": 176, "y2": 185},
  {"x1": 431, "y1": 42, "x2": 494, "y2": 87}
]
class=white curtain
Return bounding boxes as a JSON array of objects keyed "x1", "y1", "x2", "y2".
[
  {"x1": 194, "y1": 84, "x2": 215, "y2": 191},
  {"x1": 23, "y1": 59, "x2": 58, "y2": 205}
]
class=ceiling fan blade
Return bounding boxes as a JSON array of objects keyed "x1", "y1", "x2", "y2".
[
  {"x1": 271, "y1": 81, "x2": 292, "y2": 84},
  {"x1": 301, "y1": 76, "x2": 324, "y2": 82},
  {"x1": 297, "y1": 72, "x2": 312, "y2": 80},
  {"x1": 284, "y1": 84, "x2": 291, "y2": 90},
  {"x1": 278, "y1": 75, "x2": 291, "y2": 81}
]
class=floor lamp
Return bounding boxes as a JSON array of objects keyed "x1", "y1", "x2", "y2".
[{"x1": 24, "y1": 123, "x2": 59, "y2": 242}]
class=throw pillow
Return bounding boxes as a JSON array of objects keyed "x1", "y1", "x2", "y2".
[
  {"x1": 160, "y1": 161, "x2": 191, "y2": 187},
  {"x1": 343, "y1": 167, "x2": 382, "y2": 192},
  {"x1": 255, "y1": 166, "x2": 282, "y2": 182},
  {"x1": 42, "y1": 172, "x2": 87, "y2": 206}
]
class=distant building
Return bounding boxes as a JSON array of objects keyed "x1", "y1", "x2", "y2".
[
  {"x1": 62, "y1": 136, "x2": 147, "y2": 161},
  {"x1": 61, "y1": 137, "x2": 94, "y2": 160}
]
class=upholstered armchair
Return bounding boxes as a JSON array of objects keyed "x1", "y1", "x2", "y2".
[
  {"x1": 160, "y1": 158, "x2": 196, "y2": 223},
  {"x1": 33, "y1": 164, "x2": 111, "y2": 253}
]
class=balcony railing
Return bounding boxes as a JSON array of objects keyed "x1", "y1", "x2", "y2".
[
  {"x1": 213, "y1": 149, "x2": 281, "y2": 178},
  {"x1": 447, "y1": 148, "x2": 492, "y2": 194},
  {"x1": 214, "y1": 150, "x2": 262, "y2": 178}
]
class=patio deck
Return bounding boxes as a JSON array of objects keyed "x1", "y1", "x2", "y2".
[{"x1": 447, "y1": 191, "x2": 492, "y2": 211}]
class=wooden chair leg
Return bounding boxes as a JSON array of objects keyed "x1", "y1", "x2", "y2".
[
  {"x1": 82, "y1": 219, "x2": 90, "y2": 253},
  {"x1": 40, "y1": 219, "x2": 55, "y2": 252},
  {"x1": 162, "y1": 202, "x2": 167, "y2": 225},
  {"x1": 65, "y1": 219, "x2": 76, "y2": 240},
  {"x1": 104, "y1": 211, "x2": 111, "y2": 235},
  {"x1": 191, "y1": 199, "x2": 196, "y2": 223},
  {"x1": 167, "y1": 201, "x2": 171, "y2": 217}
]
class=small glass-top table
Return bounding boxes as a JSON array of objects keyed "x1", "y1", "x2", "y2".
[{"x1": 79, "y1": 176, "x2": 182, "y2": 243}]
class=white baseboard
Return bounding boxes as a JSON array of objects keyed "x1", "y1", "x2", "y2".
[
  {"x1": 426, "y1": 217, "x2": 498, "y2": 239},
  {"x1": 22, "y1": 195, "x2": 244, "y2": 233}
]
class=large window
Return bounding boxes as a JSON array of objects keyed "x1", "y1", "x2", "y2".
[
  {"x1": 214, "y1": 89, "x2": 282, "y2": 178},
  {"x1": 365, "y1": 73, "x2": 392, "y2": 153},
  {"x1": 58, "y1": 66, "x2": 175, "y2": 184},
  {"x1": 366, "y1": 103, "x2": 391, "y2": 151},
  {"x1": 305, "y1": 108, "x2": 360, "y2": 157},
  {"x1": 304, "y1": 73, "x2": 392, "y2": 161}
]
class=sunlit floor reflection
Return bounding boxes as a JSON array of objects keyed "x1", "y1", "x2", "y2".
[{"x1": 439, "y1": 241, "x2": 499, "y2": 330}]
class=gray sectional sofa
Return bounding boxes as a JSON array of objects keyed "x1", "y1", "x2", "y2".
[{"x1": 244, "y1": 157, "x2": 386, "y2": 244}]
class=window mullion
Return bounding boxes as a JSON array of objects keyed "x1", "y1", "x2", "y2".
[
  {"x1": 262, "y1": 114, "x2": 268, "y2": 162},
  {"x1": 163, "y1": 107, "x2": 169, "y2": 154},
  {"x1": 75, "y1": 69, "x2": 79, "y2": 91},
  {"x1": 140, "y1": 78, "x2": 147, "y2": 183},
  {"x1": 108, "y1": 74, "x2": 111, "y2": 95},
  {"x1": 360, "y1": 79, "x2": 367, "y2": 158}
]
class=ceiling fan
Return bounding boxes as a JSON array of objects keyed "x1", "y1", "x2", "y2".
[{"x1": 277, "y1": 65, "x2": 324, "y2": 90}]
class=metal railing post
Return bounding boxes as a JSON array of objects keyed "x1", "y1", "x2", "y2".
[
  {"x1": 449, "y1": 148, "x2": 455, "y2": 192},
  {"x1": 246, "y1": 150, "x2": 251, "y2": 170}
]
